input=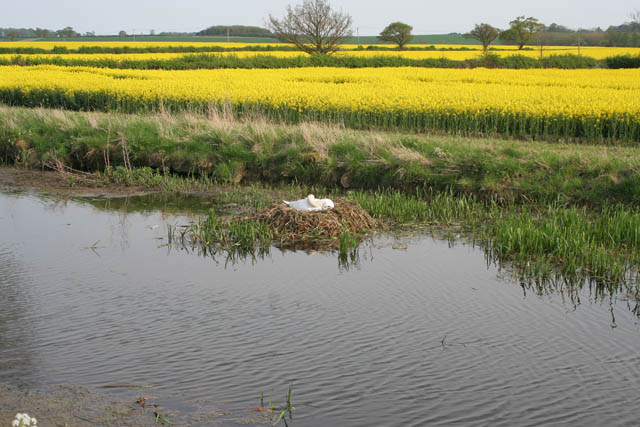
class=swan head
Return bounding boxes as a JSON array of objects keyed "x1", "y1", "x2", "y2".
[{"x1": 321, "y1": 199, "x2": 334, "y2": 210}]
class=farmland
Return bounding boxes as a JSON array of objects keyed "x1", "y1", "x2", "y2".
[{"x1": 1, "y1": 64, "x2": 639, "y2": 141}]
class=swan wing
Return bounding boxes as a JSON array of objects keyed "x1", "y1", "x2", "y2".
[{"x1": 284, "y1": 198, "x2": 313, "y2": 211}]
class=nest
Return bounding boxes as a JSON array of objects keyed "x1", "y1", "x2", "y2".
[{"x1": 254, "y1": 199, "x2": 379, "y2": 243}]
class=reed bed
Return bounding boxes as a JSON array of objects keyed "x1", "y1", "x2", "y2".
[{"x1": 351, "y1": 189, "x2": 640, "y2": 286}]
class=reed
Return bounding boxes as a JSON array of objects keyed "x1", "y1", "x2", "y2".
[{"x1": 171, "y1": 207, "x2": 273, "y2": 250}]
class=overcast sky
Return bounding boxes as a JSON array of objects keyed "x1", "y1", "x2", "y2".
[{"x1": 3, "y1": 0, "x2": 637, "y2": 35}]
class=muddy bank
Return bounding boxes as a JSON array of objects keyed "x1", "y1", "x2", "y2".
[
  {"x1": 0, "y1": 383, "x2": 274, "y2": 426},
  {"x1": 0, "y1": 166, "x2": 164, "y2": 197}
]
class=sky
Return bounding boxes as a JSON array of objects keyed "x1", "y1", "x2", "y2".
[{"x1": 2, "y1": 0, "x2": 637, "y2": 35}]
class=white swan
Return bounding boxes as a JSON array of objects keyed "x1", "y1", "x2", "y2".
[{"x1": 283, "y1": 194, "x2": 334, "y2": 211}]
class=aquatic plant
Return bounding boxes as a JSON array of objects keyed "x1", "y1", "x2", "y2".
[{"x1": 272, "y1": 384, "x2": 295, "y2": 427}]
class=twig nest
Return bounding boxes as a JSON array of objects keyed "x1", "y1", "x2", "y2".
[{"x1": 255, "y1": 199, "x2": 378, "y2": 242}]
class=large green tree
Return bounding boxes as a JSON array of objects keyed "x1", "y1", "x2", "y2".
[
  {"x1": 464, "y1": 23, "x2": 500, "y2": 54},
  {"x1": 500, "y1": 16, "x2": 545, "y2": 49},
  {"x1": 378, "y1": 22, "x2": 413, "y2": 49}
]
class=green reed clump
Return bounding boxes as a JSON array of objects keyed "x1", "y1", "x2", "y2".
[
  {"x1": 345, "y1": 187, "x2": 640, "y2": 286},
  {"x1": 484, "y1": 203, "x2": 640, "y2": 283},
  {"x1": 174, "y1": 207, "x2": 273, "y2": 249},
  {"x1": 338, "y1": 231, "x2": 360, "y2": 266},
  {"x1": 272, "y1": 384, "x2": 295, "y2": 427},
  {"x1": 349, "y1": 189, "x2": 479, "y2": 225}
]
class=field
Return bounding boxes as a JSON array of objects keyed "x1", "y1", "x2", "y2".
[
  {"x1": 2, "y1": 46, "x2": 639, "y2": 60},
  {"x1": 1, "y1": 65, "x2": 639, "y2": 141},
  {"x1": 1, "y1": 40, "x2": 639, "y2": 58}
]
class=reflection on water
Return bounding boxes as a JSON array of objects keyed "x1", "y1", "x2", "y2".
[
  {"x1": 1, "y1": 190, "x2": 640, "y2": 426},
  {"x1": 0, "y1": 250, "x2": 37, "y2": 388}
]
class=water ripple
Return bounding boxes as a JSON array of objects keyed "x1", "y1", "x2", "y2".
[{"x1": 1, "y1": 191, "x2": 640, "y2": 426}]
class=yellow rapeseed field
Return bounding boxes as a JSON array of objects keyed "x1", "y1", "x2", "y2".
[
  {"x1": 3, "y1": 47, "x2": 638, "y2": 61},
  {"x1": 0, "y1": 65, "x2": 638, "y2": 139},
  {"x1": 339, "y1": 47, "x2": 640, "y2": 60},
  {"x1": 1, "y1": 40, "x2": 638, "y2": 61}
]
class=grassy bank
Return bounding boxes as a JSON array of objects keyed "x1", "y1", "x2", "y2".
[{"x1": 2, "y1": 106, "x2": 639, "y2": 206}]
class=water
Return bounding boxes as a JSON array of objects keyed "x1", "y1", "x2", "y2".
[{"x1": 1, "y1": 190, "x2": 639, "y2": 426}]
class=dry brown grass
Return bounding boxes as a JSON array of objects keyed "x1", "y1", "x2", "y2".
[{"x1": 299, "y1": 121, "x2": 346, "y2": 160}]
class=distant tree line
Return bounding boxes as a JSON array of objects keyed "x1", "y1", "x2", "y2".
[
  {"x1": 1, "y1": 3, "x2": 639, "y2": 49},
  {"x1": 0, "y1": 26, "x2": 91, "y2": 39},
  {"x1": 196, "y1": 25, "x2": 272, "y2": 37}
]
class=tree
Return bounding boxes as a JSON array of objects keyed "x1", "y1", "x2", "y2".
[
  {"x1": 118, "y1": 30, "x2": 128, "y2": 37},
  {"x1": 267, "y1": 0, "x2": 352, "y2": 55},
  {"x1": 197, "y1": 25, "x2": 272, "y2": 38},
  {"x1": 546, "y1": 23, "x2": 573, "y2": 33},
  {"x1": 33, "y1": 27, "x2": 53, "y2": 38},
  {"x1": 464, "y1": 23, "x2": 500, "y2": 54},
  {"x1": 379, "y1": 22, "x2": 413, "y2": 49},
  {"x1": 500, "y1": 16, "x2": 545, "y2": 49},
  {"x1": 56, "y1": 27, "x2": 79, "y2": 37},
  {"x1": 7, "y1": 30, "x2": 19, "y2": 41}
]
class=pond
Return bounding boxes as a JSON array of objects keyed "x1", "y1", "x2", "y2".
[{"x1": 1, "y1": 190, "x2": 639, "y2": 426}]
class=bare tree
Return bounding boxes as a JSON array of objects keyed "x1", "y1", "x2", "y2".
[
  {"x1": 267, "y1": 0, "x2": 352, "y2": 55},
  {"x1": 464, "y1": 23, "x2": 500, "y2": 54},
  {"x1": 631, "y1": 10, "x2": 640, "y2": 24}
]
